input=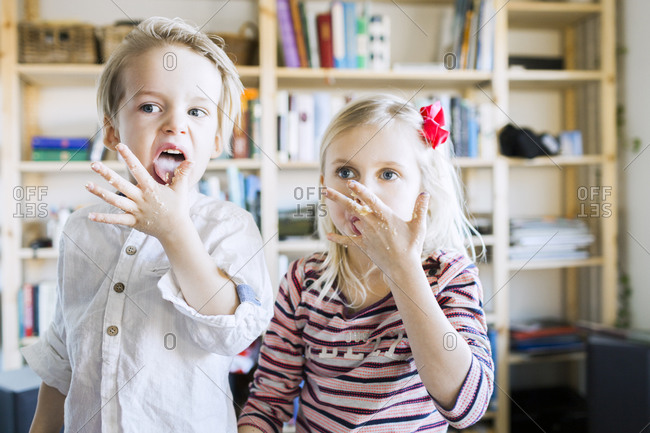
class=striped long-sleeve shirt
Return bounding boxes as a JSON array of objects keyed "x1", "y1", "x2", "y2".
[{"x1": 238, "y1": 250, "x2": 494, "y2": 433}]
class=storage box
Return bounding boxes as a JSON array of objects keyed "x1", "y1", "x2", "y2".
[
  {"x1": 0, "y1": 367, "x2": 41, "y2": 433},
  {"x1": 19, "y1": 21, "x2": 97, "y2": 64},
  {"x1": 210, "y1": 22, "x2": 259, "y2": 66},
  {"x1": 96, "y1": 24, "x2": 136, "y2": 63}
]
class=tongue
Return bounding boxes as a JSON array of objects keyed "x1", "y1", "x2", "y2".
[{"x1": 153, "y1": 153, "x2": 184, "y2": 184}]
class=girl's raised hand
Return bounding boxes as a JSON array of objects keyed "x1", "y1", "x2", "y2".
[
  {"x1": 325, "y1": 180, "x2": 430, "y2": 274},
  {"x1": 85, "y1": 142, "x2": 194, "y2": 242}
]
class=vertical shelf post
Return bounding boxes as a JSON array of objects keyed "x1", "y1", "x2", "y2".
[{"x1": 1, "y1": 0, "x2": 23, "y2": 370}]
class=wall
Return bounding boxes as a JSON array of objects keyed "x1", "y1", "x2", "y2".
[{"x1": 621, "y1": 0, "x2": 650, "y2": 330}]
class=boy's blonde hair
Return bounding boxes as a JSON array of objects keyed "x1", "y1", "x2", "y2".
[
  {"x1": 315, "y1": 94, "x2": 482, "y2": 307},
  {"x1": 97, "y1": 16, "x2": 243, "y2": 151}
]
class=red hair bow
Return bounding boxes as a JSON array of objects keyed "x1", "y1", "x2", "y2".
[{"x1": 419, "y1": 102, "x2": 449, "y2": 149}]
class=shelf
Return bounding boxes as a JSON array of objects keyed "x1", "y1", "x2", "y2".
[
  {"x1": 208, "y1": 158, "x2": 262, "y2": 170},
  {"x1": 279, "y1": 161, "x2": 320, "y2": 171},
  {"x1": 454, "y1": 157, "x2": 495, "y2": 168},
  {"x1": 278, "y1": 239, "x2": 325, "y2": 253},
  {"x1": 508, "y1": 1, "x2": 602, "y2": 29},
  {"x1": 279, "y1": 158, "x2": 495, "y2": 171},
  {"x1": 508, "y1": 256, "x2": 603, "y2": 271},
  {"x1": 478, "y1": 234, "x2": 495, "y2": 246},
  {"x1": 506, "y1": 154, "x2": 607, "y2": 167},
  {"x1": 17, "y1": 63, "x2": 260, "y2": 87},
  {"x1": 276, "y1": 68, "x2": 492, "y2": 89},
  {"x1": 19, "y1": 158, "x2": 260, "y2": 173},
  {"x1": 19, "y1": 247, "x2": 58, "y2": 260},
  {"x1": 508, "y1": 69, "x2": 603, "y2": 88},
  {"x1": 509, "y1": 350, "x2": 586, "y2": 365}
]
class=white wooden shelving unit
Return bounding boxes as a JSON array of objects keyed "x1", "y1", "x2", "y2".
[{"x1": 0, "y1": 1, "x2": 617, "y2": 432}]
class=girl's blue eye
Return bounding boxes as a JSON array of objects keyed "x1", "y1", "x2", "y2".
[
  {"x1": 141, "y1": 104, "x2": 160, "y2": 113},
  {"x1": 381, "y1": 170, "x2": 398, "y2": 180},
  {"x1": 337, "y1": 167, "x2": 354, "y2": 179},
  {"x1": 189, "y1": 108, "x2": 206, "y2": 117}
]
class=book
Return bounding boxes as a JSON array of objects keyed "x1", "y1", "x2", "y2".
[
  {"x1": 244, "y1": 174, "x2": 261, "y2": 228},
  {"x1": 297, "y1": 1, "x2": 312, "y2": 67},
  {"x1": 343, "y1": 2, "x2": 357, "y2": 69},
  {"x1": 31, "y1": 136, "x2": 88, "y2": 150},
  {"x1": 295, "y1": 93, "x2": 316, "y2": 161},
  {"x1": 32, "y1": 148, "x2": 88, "y2": 162},
  {"x1": 289, "y1": 0, "x2": 309, "y2": 67},
  {"x1": 313, "y1": 92, "x2": 331, "y2": 151},
  {"x1": 356, "y1": 7, "x2": 368, "y2": 69},
  {"x1": 277, "y1": 0, "x2": 301, "y2": 67},
  {"x1": 22, "y1": 284, "x2": 34, "y2": 338},
  {"x1": 477, "y1": 0, "x2": 495, "y2": 71},
  {"x1": 37, "y1": 280, "x2": 57, "y2": 337},
  {"x1": 302, "y1": 1, "x2": 323, "y2": 69},
  {"x1": 451, "y1": 0, "x2": 468, "y2": 69},
  {"x1": 510, "y1": 319, "x2": 585, "y2": 354},
  {"x1": 331, "y1": 1, "x2": 346, "y2": 68},
  {"x1": 287, "y1": 95, "x2": 300, "y2": 160},
  {"x1": 248, "y1": 98, "x2": 262, "y2": 159},
  {"x1": 226, "y1": 166, "x2": 244, "y2": 209},
  {"x1": 277, "y1": 90, "x2": 290, "y2": 162},
  {"x1": 316, "y1": 13, "x2": 334, "y2": 68}
]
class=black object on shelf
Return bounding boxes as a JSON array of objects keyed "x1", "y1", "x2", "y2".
[
  {"x1": 510, "y1": 386, "x2": 587, "y2": 433},
  {"x1": 509, "y1": 56, "x2": 564, "y2": 70}
]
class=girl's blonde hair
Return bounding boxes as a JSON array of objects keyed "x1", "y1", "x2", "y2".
[
  {"x1": 97, "y1": 16, "x2": 243, "y2": 152},
  {"x1": 315, "y1": 94, "x2": 483, "y2": 307}
]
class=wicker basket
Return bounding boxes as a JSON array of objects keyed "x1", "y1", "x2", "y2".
[
  {"x1": 97, "y1": 24, "x2": 137, "y2": 63},
  {"x1": 19, "y1": 21, "x2": 97, "y2": 63},
  {"x1": 210, "y1": 22, "x2": 259, "y2": 66}
]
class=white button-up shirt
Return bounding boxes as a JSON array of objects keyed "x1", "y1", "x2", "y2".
[{"x1": 22, "y1": 192, "x2": 274, "y2": 432}]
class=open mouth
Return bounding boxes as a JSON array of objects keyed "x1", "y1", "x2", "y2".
[
  {"x1": 153, "y1": 148, "x2": 186, "y2": 185},
  {"x1": 350, "y1": 216, "x2": 362, "y2": 236}
]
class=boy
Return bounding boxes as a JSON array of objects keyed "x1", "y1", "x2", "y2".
[{"x1": 22, "y1": 17, "x2": 273, "y2": 432}]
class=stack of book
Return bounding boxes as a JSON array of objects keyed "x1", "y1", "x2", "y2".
[
  {"x1": 276, "y1": 91, "x2": 497, "y2": 162},
  {"x1": 277, "y1": 0, "x2": 390, "y2": 70},
  {"x1": 436, "y1": 95, "x2": 496, "y2": 158},
  {"x1": 199, "y1": 169, "x2": 261, "y2": 229},
  {"x1": 31, "y1": 136, "x2": 89, "y2": 162},
  {"x1": 230, "y1": 88, "x2": 262, "y2": 159},
  {"x1": 509, "y1": 217, "x2": 595, "y2": 261},
  {"x1": 511, "y1": 319, "x2": 585, "y2": 355},
  {"x1": 276, "y1": 91, "x2": 349, "y2": 162},
  {"x1": 17, "y1": 281, "x2": 57, "y2": 344},
  {"x1": 450, "y1": 0, "x2": 495, "y2": 71},
  {"x1": 558, "y1": 130, "x2": 584, "y2": 156}
]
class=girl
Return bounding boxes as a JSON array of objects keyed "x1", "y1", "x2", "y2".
[{"x1": 238, "y1": 95, "x2": 494, "y2": 432}]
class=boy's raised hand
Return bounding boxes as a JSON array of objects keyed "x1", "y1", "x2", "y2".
[
  {"x1": 324, "y1": 180, "x2": 430, "y2": 274},
  {"x1": 85, "y1": 143, "x2": 194, "y2": 242}
]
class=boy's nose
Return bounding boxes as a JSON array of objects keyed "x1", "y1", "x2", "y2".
[{"x1": 162, "y1": 112, "x2": 187, "y2": 135}]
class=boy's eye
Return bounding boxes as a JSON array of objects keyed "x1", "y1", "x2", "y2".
[
  {"x1": 381, "y1": 170, "x2": 398, "y2": 181},
  {"x1": 189, "y1": 108, "x2": 207, "y2": 117},
  {"x1": 140, "y1": 104, "x2": 161, "y2": 113},
  {"x1": 336, "y1": 167, "x2": 355, "y2": 179}
]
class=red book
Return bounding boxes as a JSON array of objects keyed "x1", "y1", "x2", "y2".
[
  {"x1": 317, "y1": 13, "x2": 334, "y2": 68},
  {"x1": 23, "y1": 284, "x2": 34, "y2": 337},
  {"x1": 289, "y1": 0, "x2": 309, "y2": 67}
]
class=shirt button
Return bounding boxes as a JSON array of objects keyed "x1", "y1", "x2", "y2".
[
  {"x1": 107, "y1": 326, "x2": 119, "y2": 336},
  {"x1": 125, "y1": 245, "x2": 137, "y2": 255},
  {"x1": 113, "y1": 282, "x2": 125, "y2": 293}
]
